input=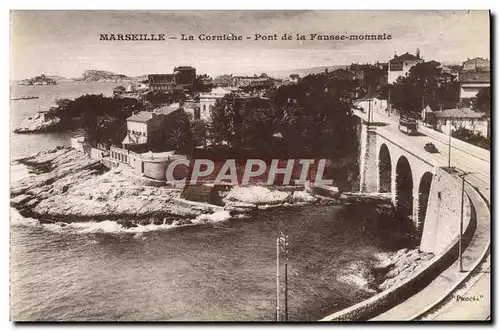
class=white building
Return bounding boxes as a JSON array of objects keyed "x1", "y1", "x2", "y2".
[
  {"x1": 354, "y1": 97, "x2": 388, "y2": 114},
  {"x1": 387, "y1": 50, "x2": 424, "y2": 84},
  {"x1": 433, "y1": 108, "x2": 489, "y2": 138},
  {"x1": 127, "y1": 82, "x2": 149, "y2": 92},
  {"x1": 199, "y1": 87, "x2": 232, "y2": 120},
  {"x1": 458, "y1": 71, "x2": 490, "y2": 107},
  {"x1": 121, "y1": 111, "x2": 165, "y2": 147}
]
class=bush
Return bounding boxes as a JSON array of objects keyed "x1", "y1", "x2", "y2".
[
  {"x1": 424, "y1": 142, "x2": 439, "y2": 153},
  {"x1": 452, "y1": 127, "x2": 490, "y2": 150}
]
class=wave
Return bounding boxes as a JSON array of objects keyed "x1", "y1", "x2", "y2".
[
  {"x1": 336, "y1": 260, "x2": 378, "y2": 294},
  {"x1": 10, "y1": 208, "x2": 234, "y2": 234},
  {"x1": 10, "y1": 162, "x2": 33, "y2": 181}
]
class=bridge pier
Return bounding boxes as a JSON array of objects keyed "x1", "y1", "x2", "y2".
[{"x1": 359, "y1": 122, "x2": 378, "y2": 193}]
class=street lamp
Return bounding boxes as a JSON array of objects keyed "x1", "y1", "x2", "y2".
[
  {"x1": 457, "y1": 172, "x2": 471, "y2": 273},
  {"x1": 446, "y1": 121, "x2": 456, "y2": 168}
]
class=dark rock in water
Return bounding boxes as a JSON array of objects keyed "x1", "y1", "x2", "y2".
[
  {"x1": 118, "y1": 220, "x2": 137, "y2": 229},
  {"x1": 39, "y1": 218, "x2": 54, "y2": 224},
  {"x1": 373, "y1": 262, "x2": 395, "y2": 273},
  {"x1": 138, "y1": 219, "x2": 150, "y2": 226},
  {"x1": 152, "y1": 218, "x2": 164, "y2": 225}
]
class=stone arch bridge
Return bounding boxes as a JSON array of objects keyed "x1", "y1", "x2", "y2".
[{"x1": 356, "y1": 112, "x2": 474, "y2": 255}]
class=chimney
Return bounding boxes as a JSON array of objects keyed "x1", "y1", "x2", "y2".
[{"x1": 416, "y1": 48, "x2": 421, "y2": 59}]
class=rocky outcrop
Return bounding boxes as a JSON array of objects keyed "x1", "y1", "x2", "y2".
[
  {"x1": 14, "y1": 112, "x2": 61, "y2": 133},
  {"x1": 222, "y1": 186, "x2": 324, "y2": 213},
  {"x1": 10, "y1": 147, "x2": 217, "y2": 225},
  {"x1": 375, "y1": 248, "x2": 435, "y2": 291},
  {"x1": 11, "y1": 147, "x2": 338, "y2": 228}
]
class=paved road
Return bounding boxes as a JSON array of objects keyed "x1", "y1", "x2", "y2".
[
  {"x1": 355, "y1": 109, "x2": 491, "y2": 321},
  {"x1": 360, "y1": 110, "x2": 490, "y2": 201}
]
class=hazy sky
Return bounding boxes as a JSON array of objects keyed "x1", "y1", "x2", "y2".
[{"x1": 10, "y1": 10, "x2": 490, "y2": 80}]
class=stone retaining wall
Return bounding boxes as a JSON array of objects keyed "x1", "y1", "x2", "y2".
[{"x1": 320, "y1": 173, "x2": 476, "y2": 321}]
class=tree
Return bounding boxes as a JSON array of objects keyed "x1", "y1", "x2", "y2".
[
  {"x1": 275, "y1": 73, "x2": 357, "y2": 158},
  {"x1": 191, "y1": 119, "x2": 208, "y2": 147},
  {"x1": 47, "y1": 94, "x2": 142, "y2": 145},
  {"x1": 390, "y1": 61, "x2": 459, "y2": 115},
  {"x1": 144, "y1": 90, "x2": 186, "y2": 108},
  {"x1": 192, "y1": 74, "x2": 214, "y2": 94},
  {"x1": 209, "y1": 93, "x2": 240, "y2": 148},
  {"x1": 162, "y1": 110, "x2": 193, "y2": 153},
  {"x1": 473, "y1": 87, "x2": 491, "y2": 116}
]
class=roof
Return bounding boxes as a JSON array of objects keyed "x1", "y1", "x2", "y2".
[
  {"x1": 463, "y1": 57, "x2": 489, "y2": 65},
  {"x1": 390, "y1": 52, "x2": 421, "y2": 62},
  {"x1": 148, "y1": 74, "x2": 175, "y2": 84},
  {"x1": 459, "y1": 71, "x2": 490, "y2": 83},
  {"x1": 174, "y1": 66, "x2": 195, "y2": 71},
  {"x1": 422, "y1": 105, "x2": 433, "y2": 113},
  {"x1": 355, "y1": 97, "x2": 382, "y2": 102},
  {"x1": 126, "y1": 111, "x2": 156, "y2": 123},
  {"x1": 211, "y1": 87, "x2": 231, "y2": 94},
  {"x1": 329, "y1": 68, "x2": 356, "y2": 79},
  {"x1": 153, "y1": 104, "x2": 182, "y2": 116},
  {"x1": 122, "y1": 133, "x2": 140, "y2": 145},
  {"x1": 433, "y1": 108, "x2": 486, "y2": 119}
]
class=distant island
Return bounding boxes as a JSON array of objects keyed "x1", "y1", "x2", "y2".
[
  {"x1": 19, "y1": 74, "x2": 57, "y2": 86},
  {"x1": 73, "y1": 70, "x2": 133, "y2": 82},
  {"x1": 17, "y1": 70, "x2": 139, "y2": 85}
]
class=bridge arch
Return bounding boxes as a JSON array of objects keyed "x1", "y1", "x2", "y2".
[
  {"x1": 395, "y1": 156, "x2": 413, "y2": 221},
  {"x1": 417, "y1": 172, "x2": 433, "y2": 235},
  {"x1": 378, "y1": 144, "x2": 392, "y2": 193}
]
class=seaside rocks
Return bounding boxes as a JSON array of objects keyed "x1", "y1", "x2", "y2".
[
  {"x1": 11, "y1": 147, "x2": 337, "y2": 228},
  {"x1": 377, "y1": 248, "x2": 435, "y2": 291},
  {"x1": 337, "y1": 260, "x2": 379, "y2": 295},
  {"x1": 224, "y1": 186, "x2": 291, "y2": 206},
  {"x1": 10, "y1": 147, "x2": 203, "y2": 223},
  {"x1": 14, "y1": 113, "x2": 61, "y2": 133},
  {"x1": 118, "y1": 220, "x2": 138, "y2": 229}
]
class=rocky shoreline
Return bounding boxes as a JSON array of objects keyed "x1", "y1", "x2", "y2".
[
  {"x1": 11, "y1": 147, "x2": 333, "y2": 229},
  {"x1": 14, "y1": 112, "x2": 61, "y2": 133},
  {"x1": 374, "y1": 248, "x2": 435, "y2": 291}
]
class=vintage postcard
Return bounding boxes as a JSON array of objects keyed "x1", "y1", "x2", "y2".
[{"x1": 10, "y1": 10, "x2": 491, "y2": 322}]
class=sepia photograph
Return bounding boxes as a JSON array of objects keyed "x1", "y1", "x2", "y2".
[{"x1": 9, "y1": 10, "x2": 491, "y2": 322}]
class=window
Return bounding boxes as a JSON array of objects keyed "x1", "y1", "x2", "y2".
[{"x1": 203, "y1": 104, "x2": 206, "y2": 111}]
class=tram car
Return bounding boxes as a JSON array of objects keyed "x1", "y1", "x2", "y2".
[{"x1": 398, "y1": 113, "x2": 418, "y2": 135}]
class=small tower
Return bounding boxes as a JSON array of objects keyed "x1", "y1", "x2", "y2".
[{"x1": 416, "y1": 48, "x2": 421, "y2": 59}]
